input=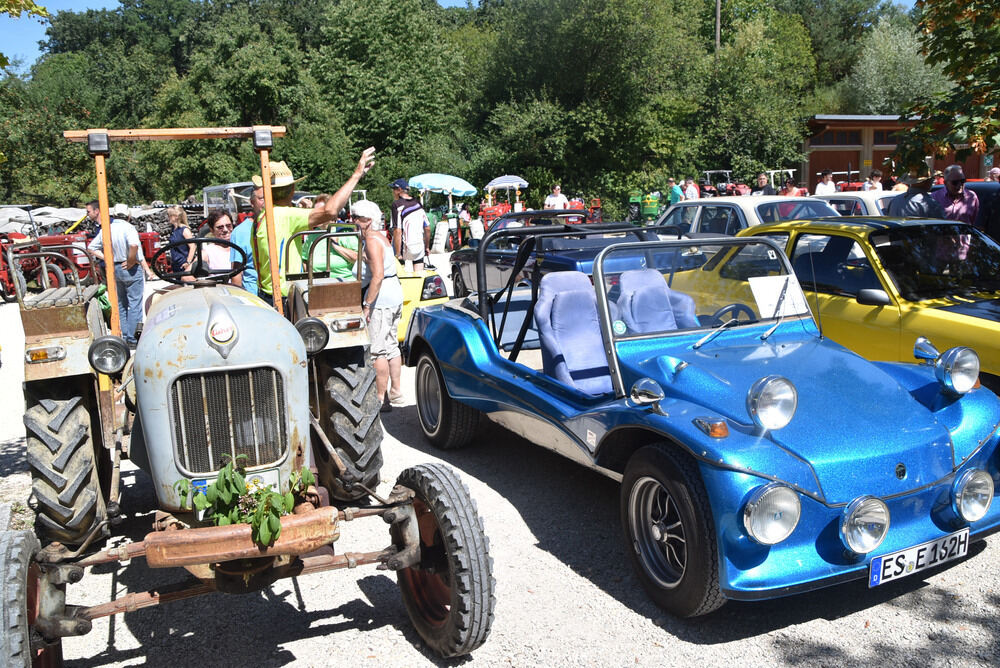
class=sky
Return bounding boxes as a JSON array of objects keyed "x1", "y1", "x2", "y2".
[{"x1": 0, "y1": 1, "x2": 470, "y2": 70}]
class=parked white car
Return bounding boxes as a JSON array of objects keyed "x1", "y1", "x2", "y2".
[
  {"x1": 815, "y1": 191, "x2": 902, "y2": 216},
  {"x1": 654, "y1": 195, "x2": 839, "y2": 236}
]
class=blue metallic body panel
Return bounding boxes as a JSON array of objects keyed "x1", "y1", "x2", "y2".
[{"x1": 406, "y1": 281, "x2": 1000, "y2": 602}]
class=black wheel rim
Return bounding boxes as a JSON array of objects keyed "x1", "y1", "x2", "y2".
[
  {"x1": 416, "y1": 359, "x2": 442, "y2": 435},
  {"x1": 629, "y1": 476, "x2": 686, "y2": 588}
]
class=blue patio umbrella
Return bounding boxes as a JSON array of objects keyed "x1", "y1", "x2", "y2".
[{"x1": 408, "y1": 173, "x2": 477, "y2": 197}]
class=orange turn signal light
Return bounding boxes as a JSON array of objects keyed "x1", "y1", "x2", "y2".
[{"x1": 694, "y1": 418, "x2": 729, "y2": 438}]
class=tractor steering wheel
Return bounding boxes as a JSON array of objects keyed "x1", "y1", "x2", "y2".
[{"x1": 151, "y1": 238, "x2": 247, "y2": 286}]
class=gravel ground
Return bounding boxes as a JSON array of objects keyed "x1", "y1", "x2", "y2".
[{"x1": 2, "y1": 260, "x2": 999, "y2": 667}]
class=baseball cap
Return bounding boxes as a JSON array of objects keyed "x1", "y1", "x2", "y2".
[
  {"x1": 351, "y1": 199, "x2": 382, "y2": 222},
  {"x1": 389, "y1": 178, "x2": 408, "y2": 190}
]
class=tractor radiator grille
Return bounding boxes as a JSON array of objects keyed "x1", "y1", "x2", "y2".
[{"x1": 170, "y1": 367, "x2": 287, "y2": 474}]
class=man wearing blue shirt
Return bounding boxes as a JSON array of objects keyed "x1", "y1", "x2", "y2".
[{"x1": 231, "y1": 186, "x2": 262, "y2": 296}]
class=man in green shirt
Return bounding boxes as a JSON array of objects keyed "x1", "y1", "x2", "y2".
[{"x1": 253, "y1": 148, "x2": 375, "y2": 303}]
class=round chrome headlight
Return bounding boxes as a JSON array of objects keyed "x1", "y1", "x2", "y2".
[
  {"x1": 935, "y1": 347, "x2": 979, "y2": 395},
  {"x1": 746, "y1": 376, "x2": 797, "y2": 431},
  {"x1": 88, "y1": 335, "x2": 129, "y2": 374},
  {"x1": 953, "y1": 469, "x2": 994, "y2": 523},
  {"x1": 295, "y1": 317, "x2": 329, "y2": 354},
  {"x1": 840, "y1": 496, "x2": 890, "y2": 554},
  {"x1": 743, "y1": 483, "x2": 801, "y2": 545}
]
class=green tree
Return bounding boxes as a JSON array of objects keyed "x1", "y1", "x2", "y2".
[
  {"x1": 697, "y1": 12, "x2": 816, "y2": 181},
  {"x1": 894, "y1": 0, "x2": 1000, "y2": 170},
  {"x1": 773, "y1": 0, "x2": 902, "y2": 82},
  {"x1": 843, "y1": 17, "x2": 951, "y2": 115}
]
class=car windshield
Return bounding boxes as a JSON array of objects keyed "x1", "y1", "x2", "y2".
[
  {"x1": 597, "y1": 238, "x2": 810, "y2": 340},
  {"x1": 755, "y1": 200, "x2": 839, "y2": 223},
  {"x1": 870, "y1": 224, "x2": 1000, "y2": 300}
]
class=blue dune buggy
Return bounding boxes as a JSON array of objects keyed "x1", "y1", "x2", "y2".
[{"x1": 403, "y1": 225, "x2": 1000, "y2": 617}]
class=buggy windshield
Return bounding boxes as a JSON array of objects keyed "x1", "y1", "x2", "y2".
[{"x1": 596, "y1": 238, "x2": 810, "y2": 340}]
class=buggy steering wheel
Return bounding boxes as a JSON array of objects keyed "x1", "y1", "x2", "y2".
[
  {"x1": 707, "y1": 302, "x2": 756, "y2": 326},
  {"x1": 151, "y1": 238, "x2": 247, "y2": 286}
]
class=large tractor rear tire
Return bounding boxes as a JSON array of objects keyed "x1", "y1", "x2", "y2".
[
  {"x1": 24, "y1": 395, "x2": 108, "y2": 545},
  {"x1": 319, "y1": 349, "x2": 384, "y2": 502}
]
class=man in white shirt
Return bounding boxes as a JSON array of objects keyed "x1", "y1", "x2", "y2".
[
  {"x1": 862, "y1": 169, "x2": 883, "y2": 191},
  {"x1": 814, "y1": 170, "x2": 837, "y2": 195},
  {"x1": 88, "y1": 216, "x2": 145, "y2": 345},
  {"x1": 543, "y1": 184, "x2": 569, "y2": 209},
  {"x1": 684, "y1": 178, "x2": 699, "y2": 200}
]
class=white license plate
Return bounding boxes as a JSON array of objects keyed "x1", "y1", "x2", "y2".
[{"x1": 868, "y1": 528, "x2": 969, "y2": 587}]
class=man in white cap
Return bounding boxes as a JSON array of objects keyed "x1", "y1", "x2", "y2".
[
  {"x1": 985, "y1": 167, "x2": 1000, "y2": 182},
  {"x1": 252, "y1": 148, "x2": 375, "y2": 305},
  {"x1": 352, "y1": 199, "x2": 404, "y2": 411}
]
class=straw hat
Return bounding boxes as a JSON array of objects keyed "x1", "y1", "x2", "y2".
[{"x1": 252, "y1": 161, "x2": 305, "y2": 188}]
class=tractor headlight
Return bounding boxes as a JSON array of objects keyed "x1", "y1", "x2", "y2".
[
  {"x1": 935, "y1": 347, "x2": 979, "y2": 396},
  {"x1": 295, "y1": 317, "x2": 329, "y2": 354},
  {"x1": 746, "y1": 376, "x2": 797, "y2": 431},
  {"x1": 88, "y1": 335, "x2": 129, "y2": 374},
  {"x1": 953, "y1": 469, "x2": 993, "y2": 523},
  {"x1": 743, "y1": 483, "x2": 801, "y2": 545},
  {"x1": 840, "y1": 496, "x2": 890, "y2": 554}
]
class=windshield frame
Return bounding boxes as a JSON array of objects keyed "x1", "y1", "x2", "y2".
[{"x1": 594, "y1": 237, "x2": 810, "y2": 396}]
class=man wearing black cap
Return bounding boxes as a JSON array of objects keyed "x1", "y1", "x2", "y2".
[
  {"x1": 931, "y1": 164, "x2": 980, "y2": 227},
  {"x1": 388, "y1": 178, "x2": 415, "y2": 260}
]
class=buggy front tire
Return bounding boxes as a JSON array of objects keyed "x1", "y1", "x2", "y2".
[
  {"x1": 415, "y1": 354, "x2": 480, "y2": 450},
  {"x1": 395, "y1": 464, "x2": 495, "y2": 657},
  {"x1": 621, "y1": 445, "x2": 724, "y2": 617}
]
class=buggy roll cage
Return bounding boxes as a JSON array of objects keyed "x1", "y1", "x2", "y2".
[
  {"x1": 64, "y1": 125, "x2": 290, "y2": 334},
  {"x1": 474, "y1": 221, "x2": 682, "y2": 362}
]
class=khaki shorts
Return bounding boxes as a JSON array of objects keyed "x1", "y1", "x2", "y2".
[{"x1": 368, "y1": 305, "x2": 402, "y2": 360}]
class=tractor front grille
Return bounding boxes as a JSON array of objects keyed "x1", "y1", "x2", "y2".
[{"x1": 170, "y1": 367, "x2": 288, "y2": 474}]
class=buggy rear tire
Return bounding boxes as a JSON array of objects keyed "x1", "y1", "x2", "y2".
[
  {"x1": 1, "y1": 530, "x2": 61, "y2": 667},
  {"x1": 24, "y1": 395, "x2": 108, "y2": 545},
  {"x1": 415, "y1": 354, "x2": 480, "y2": 450},
  {"x1": 319, "y1": 348, "x2": 384, "y2": 501},
  {"x1": 395, "y1": 464, "x2": 495, "y2": 657},
  {"x1": 621, "y1": 445, "x2": 724, "y2": 617}
]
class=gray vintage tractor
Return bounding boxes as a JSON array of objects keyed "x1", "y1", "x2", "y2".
[{"x1": 1, "y1": 127, "x2": 494, "y2": 667}]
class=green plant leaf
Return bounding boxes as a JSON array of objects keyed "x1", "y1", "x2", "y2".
[
  {"x1": 258, "y1": 519, "x2": 272, "y2": 546},
  {"x1": 193, "y1": 494, "x2": 211, "y2": 511},
  {"x1": 233, "y1": 471, "x2": 246, "y2": 494},
  {"x1": 301, "y1": 468, "x2": 315, "y2": 487},
  {"x1": 283, "y1": 491, "x2": 294, "y2": 513},
  {"x1": 205, "y1": 484, "x2": 218, "y2": 504},
  {"x1": 218, "y1": 516, "x2": 232, "y2": 526}
]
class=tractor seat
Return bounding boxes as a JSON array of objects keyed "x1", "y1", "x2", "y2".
[{"x1": 22, "y1": 284, "x2": 101, "y2": 310}]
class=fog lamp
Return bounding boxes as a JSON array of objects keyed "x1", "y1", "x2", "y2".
[
  {"x1": 953, "y1": 469, "x2": 993, "y2": 522},
  {"x1": 840, "y1": 496, "x2": 890, "y2": 554}
]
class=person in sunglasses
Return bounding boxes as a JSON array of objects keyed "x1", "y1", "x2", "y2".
[
  {"x1": 931, "y1": 164, "x2": 980, "y2": 227},
  {"x1": 203, "y1": 211, "x2": 235, "y2": 272}
]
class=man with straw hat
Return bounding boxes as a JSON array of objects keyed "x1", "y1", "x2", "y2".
[
  {"x1": 252, "y1": 148, "x2": 375, "y2": 306},
  {"x1": 886, "y1": 159, "x2": 946, "y2": 219}
]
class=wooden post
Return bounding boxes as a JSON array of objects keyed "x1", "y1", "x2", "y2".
[
  {"x1": 258, "y1": 150, "x2": 283, "y2": 317},
  {"x1": 94, "y1": 153, "x2": 120, "y2": 337}
]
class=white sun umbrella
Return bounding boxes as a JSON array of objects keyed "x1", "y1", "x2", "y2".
[{"x1": 485, "y1": 175, "x2": 529, "y2": 190}]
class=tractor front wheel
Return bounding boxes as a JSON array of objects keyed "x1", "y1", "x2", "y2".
[{"x1": 395, "y1": 464, "x2": 495, "y2": 657}]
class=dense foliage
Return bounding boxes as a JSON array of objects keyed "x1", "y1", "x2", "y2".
[{"x1": 0, "y1": 0, "x2": 969, "y2": 216}]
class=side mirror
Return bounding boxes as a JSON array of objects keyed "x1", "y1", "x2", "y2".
[
  {"x1": 913, "y1": 336, "x2": 940, "y2": 363},
  {"x1": 856, "y1": 289, "x2": 891, "y2": 306},
  {"x1": 629, "y1": 378, "x2": 665, "y2": 412}
]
